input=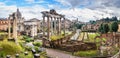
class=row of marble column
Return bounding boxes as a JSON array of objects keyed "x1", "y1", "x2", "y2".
[{"x1": 42, "y1": 16, "x2": 66, "y2": 40}]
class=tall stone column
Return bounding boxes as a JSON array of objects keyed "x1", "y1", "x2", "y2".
[
  {"x1": 58, "y1": 18, "x2": 60, "y2": 35},
  {"x1": 13, "y1": 17, "x2": 16, "y2": 39},
  {"x1": 43, "y1": 16, "x2": 45, "y2": 36},
  {"x1": 31, "y1": 25, "x2": 34, "y2": 37},
  {"x1": 54, "y1": 17, "x2": 56, "y2": 35},
  {"x1": 34, "y1": 25, "x2": 37, "y2": 36},
  {"x1": 63, "y1": 17, "x2": 66, "y2": 36},
  {"x1": 15, "y1": 16, "x2": 17, "y2": 40},
  {"x1": 47, "y1": 16, "x2": 50, "y2": 40},
  {"x1": 8, "y1": 17, "x2": 11, "y2": 39},
  {"x1": 59, "y1": 18, "x2": 61, "y2": 35},
  {"x1": 13, "y1": 15, "x2": 17, "y2": 40},
  {"x1": 51, "y1": 17, "x2": 53, "y2": 36}
]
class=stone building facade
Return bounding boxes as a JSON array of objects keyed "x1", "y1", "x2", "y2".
[{"x1": 81, "y1": 23, "x2": 100, "y2": 31}]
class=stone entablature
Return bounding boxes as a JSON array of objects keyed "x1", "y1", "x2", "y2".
[{"x1": 24, "y1": 21, "x2": 37, "y2": 25}]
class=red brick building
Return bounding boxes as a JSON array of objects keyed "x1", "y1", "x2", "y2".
[{"x1": 0, "y1": 18, "x2": 9, "y2": 31}]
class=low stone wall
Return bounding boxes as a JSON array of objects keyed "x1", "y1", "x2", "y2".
[
  {"x1": 42, "y1": 31, "x2": 97, "y2": 52},
  {"x1": 58, "y1": 42, "x2": 97, "y2": 52}
]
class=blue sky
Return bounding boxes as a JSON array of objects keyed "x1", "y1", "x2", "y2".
[
  {"x1": 0, "y1": 0, "x2": 90, "y2": 9},
  {"x1": 0, "y1": 0, "x2": 120, "y2": 22}
]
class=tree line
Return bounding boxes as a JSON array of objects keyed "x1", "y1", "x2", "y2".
[{"x1": 98, "y1": 21, "x2": 118, "y2": 34}]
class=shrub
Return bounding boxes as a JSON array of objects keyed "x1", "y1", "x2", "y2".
[
  {"x1": 33, "y1": 42, "x2": 42, "y2": 47},
  {"x1": 34, "y1": 46, "x2": 39, "y2": 52},
  {"x1": 26, "y1": 38, "x2": 32, "y2": 42},
  {"x1": 25, "y1": 46, "x2": 32, "y2": 51},
  {"x1": 23, "y1": 36, "x2": 33, "y2": 42},
  {"x1": 0, "y1": 41, "x2": 23, "y2": 57}
]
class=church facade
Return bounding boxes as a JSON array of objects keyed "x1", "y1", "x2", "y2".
[{"x1": 16, "y1": 9, "x2": 25, "y2": 32}]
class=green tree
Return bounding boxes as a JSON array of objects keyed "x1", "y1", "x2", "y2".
[
  {"x1": 103, "y1": 24, "x2": 109, "y2": 33},
  {"x1": 111, "y1": 21, "x2": 118, "y2": 32},
  {"x1": 111, "y1": 16, "x2": 118, "y2": 21},
  {"x1": 98, "y1": 23, "x2": 104, "y2": 34},
  {"x1": 89, "y1": 20, "x2": 96, "y2": 24},
  {"x1": 99, "y1": 23, "x2": 110, "y2": 34},
  {"x1": 73, "y1": 23, "x2": 84, "y2": 29}
]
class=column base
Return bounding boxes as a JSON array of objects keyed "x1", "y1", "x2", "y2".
[{"x1": 8, "y1": 38, "x2": 15, "y2": 42}]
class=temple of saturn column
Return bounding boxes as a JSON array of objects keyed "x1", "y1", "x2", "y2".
[
  {"x1": 41, "y1": 9, "x2": 66, "y2": 40},
  {"x1": 8, "y1": 12, "x2": 18, "y2": 41}
]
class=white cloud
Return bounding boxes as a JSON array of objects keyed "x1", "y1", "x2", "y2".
[
  {"x1": 25, "y1": 0, "x2": 34, "y2": 3},
  {"x1": 25, "y1": 0, "x2": 45, "y2": 4},
  {"x1": 55, "y1": 0, "x2": 120, "y2": 21},
  {"x1": 57, "y1": 8, "x2": 111, "y2": 22},
  {"x1": 55, "y1": 0, "x2": 89, "y2": 8},
  {"x1": 0, "y1": 0, "x2": 120, "y2": 22},
  {"x1": 0, "y1": 3, "x2": 48, "y2": 20},
  {"x1": 19, "y1": 5, "x2": 49, "y2": 20},
  {"x1": 0, "y1": 3, "x2": 17, "y2": 18},
  {"x1": 0, "y1": 2, "x2": 5, "y2": 5},
  {"x1": 0, "y1": 3, "x2": 112, "y2": 22}
]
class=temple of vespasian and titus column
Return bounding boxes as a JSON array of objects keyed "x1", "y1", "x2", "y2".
[
  {"x1": 41, "y1": 9, "x2": 66, "y2": 40},
  {"x1": 8, "y1": 12, "x2": 18, "y2": 41}
]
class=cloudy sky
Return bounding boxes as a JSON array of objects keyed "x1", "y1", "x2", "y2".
[{"x1": 0, "y1": 0, "x2": 120, "y2": 22}]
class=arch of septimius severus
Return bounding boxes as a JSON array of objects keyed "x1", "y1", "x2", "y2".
[{"x1": 41, "y1": 9, "x2": 66, "y2": 40}]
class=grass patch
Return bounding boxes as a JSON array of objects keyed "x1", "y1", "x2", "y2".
[
  {"x1": 0, "y1": 32, "x2": 7, "y2": 35},
  {"x1": 50, "y1": 35, "x2": 64, "y2": 41},
  {"x1": 74, "y1": 50, "x2": 98, "y2": 57},
  {"x1": 0, "y1": 41, "x2": 23, "y2": 57},
  {"x1": 83, "y1": 33, "x2": 100, "y2": 42},
  {"x1": 50, "y1": 31, "x2": 72, "y2": 41},
  {"x1": 19, "y1": 52, "x2": 33, "y2": 58}
]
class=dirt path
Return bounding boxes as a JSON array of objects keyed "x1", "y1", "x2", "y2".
[{"x1": 46, "y1": 48, "x2": 86, "y2": 58}]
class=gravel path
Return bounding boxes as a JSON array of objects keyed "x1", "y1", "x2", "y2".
[{"x1": 46, "y1": 48, "x2": 86, "y2": 58}]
